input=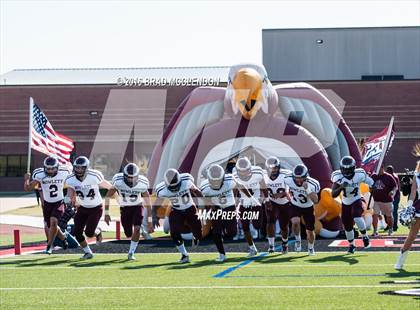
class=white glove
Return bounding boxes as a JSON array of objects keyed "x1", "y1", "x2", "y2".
[{"x1": 407, "y1": 200, "x2": 413, "y2": 208}]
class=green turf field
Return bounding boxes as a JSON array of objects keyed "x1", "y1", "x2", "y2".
[{"x1": 0, "y1": 252, "x2": 419, "y2": 309}]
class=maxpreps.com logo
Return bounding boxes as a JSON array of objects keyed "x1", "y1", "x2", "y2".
[{"x1": 197, "y1": 209, "x2": 259, "y2": 221}]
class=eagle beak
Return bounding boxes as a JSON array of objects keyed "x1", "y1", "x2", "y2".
[{"x1": 231, "y1": 68, "x2": 265, "y2": 120}]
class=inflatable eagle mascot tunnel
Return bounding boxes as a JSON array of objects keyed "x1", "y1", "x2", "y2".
[{"x1": 148, "y1": 63, "x2": 365, "y2": 239}]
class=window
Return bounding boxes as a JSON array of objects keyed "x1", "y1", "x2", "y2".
[{"x1": 0, "y1": 155, "x2": 29, "y2": 177}]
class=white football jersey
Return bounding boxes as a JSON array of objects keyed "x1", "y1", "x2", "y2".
[
  {"x1": 233, "y1": 166, "x2": 264, "y2": 207},
  {"x1": 112, "y1": 173, "x2": 149, "y2": 207},
  {"x1": 284, "y1": 175, "x2": 320, "y2": 208},
  {"x1": 32, "y1": 167, "x2": 70, "y2": 203},
  {"x1": 200, "y1": 174, "x2": 236, "y2": 208},
  {"x1": 264, "y1": 169, "x2": 290, "y2": 205},
  {"x1": 331, "y1": 168, "x2": 374, "y2": 205},
  {"x1": 65, "y1": 169, "x2": 104, "y2": 208},
  {"x1": 155, "y1": 173, "x2": 195, "y2": 210}
]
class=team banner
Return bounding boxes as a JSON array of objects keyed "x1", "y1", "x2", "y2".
[{"x1": 361, "y1": 120, "x2": 395, "y2": 174}]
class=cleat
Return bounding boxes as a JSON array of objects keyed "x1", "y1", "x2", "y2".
[
  {"x1": 281, "y1": 243, "x2": 288, "y2": 255},
  {"x1": 308, "y1": 248, "x2": 315, "y2": 256},
  {"x1": 363, "y1": 236, "x2": 371, "y2": 248},
  {"x1": 95, "y1": 229, "x2": 103, "y2": 245},
  {"x1": 80, "y1": 253, "x2": 93, "y2": 260},
  {"x1": 128, "y1": 253, "x2": 136, "y2": 261},
  {"x1": 268, "y1": 246, "x2": 275, "y2": 253},
  {"x1": 247, "y1": 248, "x2": 258, "y2": 257},
  {"x1": 215, "y1": 254, "x2": 226, "y2": 262},
  {"x1": 62, "y1": 238, "x2": 68, "y2": 250},
  {"x1": 394, "y1": 251, "x2": 408, "y2": 270},
  {"x1": 192, "y1": 238, "x2": 200, "y2": 248},
  {"x1": 178, "y1": 254, "x2": 190, "y2": 264},
  {"x1": 371, "y1": 231, "x2": 379, "y2": 238},
  {"x1": 387, "y1": 228, "x2": 393, "y2": 236},
  {"x1": 45, "y1": 246, "x2": 52, "y2": 255},
  {"x1": 142, "y1": 231, "x2": 153, "y2": 240},
  {"x1": 347, "y1": 244, "x2": 356, "y2": 254},
  {"x1": 294, "y1": 241, "x2": 302, "y2": 252}
]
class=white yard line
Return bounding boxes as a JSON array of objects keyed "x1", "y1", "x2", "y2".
[
  {"x1": 1, "y1": 264, "x2": 420, "y2": 270},
  {"x1": 0, "y1": 284, "x2": 415, "y2": 291},
  {"x1": 1, "y1": 251, "x2": 418, "y2": 258}
]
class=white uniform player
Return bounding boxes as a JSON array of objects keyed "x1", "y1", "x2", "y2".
[
  {"x1": 32, "y1": 166, "x2": 70, "y2": 203},
  {"x1": 233, "y1": 166, "x2": 264, "y2": 207},
  {"x1": 331, "y1": 156, "x2": 373, "y2": 253},
  {"x1": 264, "y1": 156, "x2": 291, "y2": 254},
  {"x1": 112, "y1": 173, "x2": 149, "y2": 206},
  {"x1": 284, "y1": 175, "x2": 320, "y2": 208},
  {"x1": 284, "y1": 164, "x2": 320, "y2": 255},
  {"x1": 264, "y1": 169, "x2": 290, "y2": 205},
  {"x1": 200, "y1": 174, "x2": 236, "y2": 208},
  {"x1": 232, "y1": 158, "x2": 268, "y2": 257},
  {"x1": 155, "y1": 173, "x2": 195, "y2": 210},
  {"x1": 64, "y1": 156, "x2": 112, "y2": 260},
  {"x1": 331, "y1": 168, "x2": 374, "y2": 206},
  {"x1": 154, "y1": 169, "x2": 203, "y2": 263},
  {"x1": 105, "y1": 163, "x2": 152, "y2": 260},
  {"x1": 200, "y1": 164, "x2": 240, "y2": 262},
  {"x1": 24, "y1": 156, "x2": 70, "y2": 254},
  {"x1": 65, "y1": 169, "x2": 104, "y2": 208}
]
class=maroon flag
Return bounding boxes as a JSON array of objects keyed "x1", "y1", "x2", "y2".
[{"x1": 361, "y1": 119, "x2": 395, "y2": 174}]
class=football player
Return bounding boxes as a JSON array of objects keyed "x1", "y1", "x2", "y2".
[
  {"x1": 233, "y1": 157, "x2": 271, "y2": 257},
  {"x1": 331, "y1": 156, "x2": 374, "y2": 254},
  {"x1": 65, "y1": 156, "x2": 112, "y2": 259},
  {"x1": 200, "y1": 164, "x2": 255, "y2": 262},
  {"x1": 284, "y1": 164, "x2": 320, "y2": 255},
  {"x1": 154, "y1": 169, "x2": 203, "y2": 263},
  {"x1": 264, "y1": 156, "x2": 291, "y2": 254},
  {"x1": 395, "y1": 160, "x2": 420, "y2": 269},
  {"x1": 104, "y1": 163, "x2": 153, "y2": 260},
  {"x1": 24, "y1": 156, "x2": 70, "y2": 254}
]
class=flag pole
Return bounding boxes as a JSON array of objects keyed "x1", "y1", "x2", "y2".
[
  {"x1": 374, "y1": 116, "x2": 394, "y2": 175},
  {"x1": 367, "y1": 116, "x2": 394, "y2": 209},
  {"x1": 27, "y1": 97, "x2": 34, "y2": 174}
]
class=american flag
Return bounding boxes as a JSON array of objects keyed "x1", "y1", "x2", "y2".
[{"x1": 31, "y1": 101, "x2": 74, "y2": 165}]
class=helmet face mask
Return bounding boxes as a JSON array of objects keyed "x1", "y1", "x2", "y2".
[
  {"x1": 164, "y1": 168, "x2": 181, "y2": 192},
  {"x1": 44, "y1": 157, "x2": 59, "y2": 177},
  {"x1": 208, "y1": 164, "x2": 225, "y2": 190},
  {"x1": 340, "y1": 156, "x2": 356, "y2": 179},
  {"x1": 73, "y1": 156, "x2": 89, "y2": 180},
  {"x1": 123, "y1": 163, "x2": 139, "y2": 188},
  {"x1": 293, "y1": 164, "x2": 308, "y2": 187},
  {"x1": 265, "y1": 156, "x2": 280, "y2": 178},
  {"x1": 236, "y1": 157, "x2": 252, "y2": 181}
]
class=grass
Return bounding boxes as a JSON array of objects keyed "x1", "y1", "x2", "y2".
[
  {"x1": 0, "y1": 252, "x2": 419, "y2": 309},
  {"x1": 0, "y1": 233, "x2": 47, "y2": 247},
  {"x1": 0, "y1": 230, "x2": 169, "y2": 247},
  {"x1": 1, "y1": 202, "x2": 122, "y2": 217}
]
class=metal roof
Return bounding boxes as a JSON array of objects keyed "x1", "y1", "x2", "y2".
[{"x1": 0, "y1": 66, "x2": 231, "y2": 85}]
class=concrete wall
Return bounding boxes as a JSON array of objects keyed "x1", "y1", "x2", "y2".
[{"x1": 263, "y1": 27, "x2": 420, "y2": 81}]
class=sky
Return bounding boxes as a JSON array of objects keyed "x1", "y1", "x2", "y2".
[{"x1": 1, "y1": 0, "x2": 419, "y2": 74}]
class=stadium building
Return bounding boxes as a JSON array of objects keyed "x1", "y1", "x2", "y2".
[{"x1": 1, "y1": 26, "x2": 419, "y2": 191}]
